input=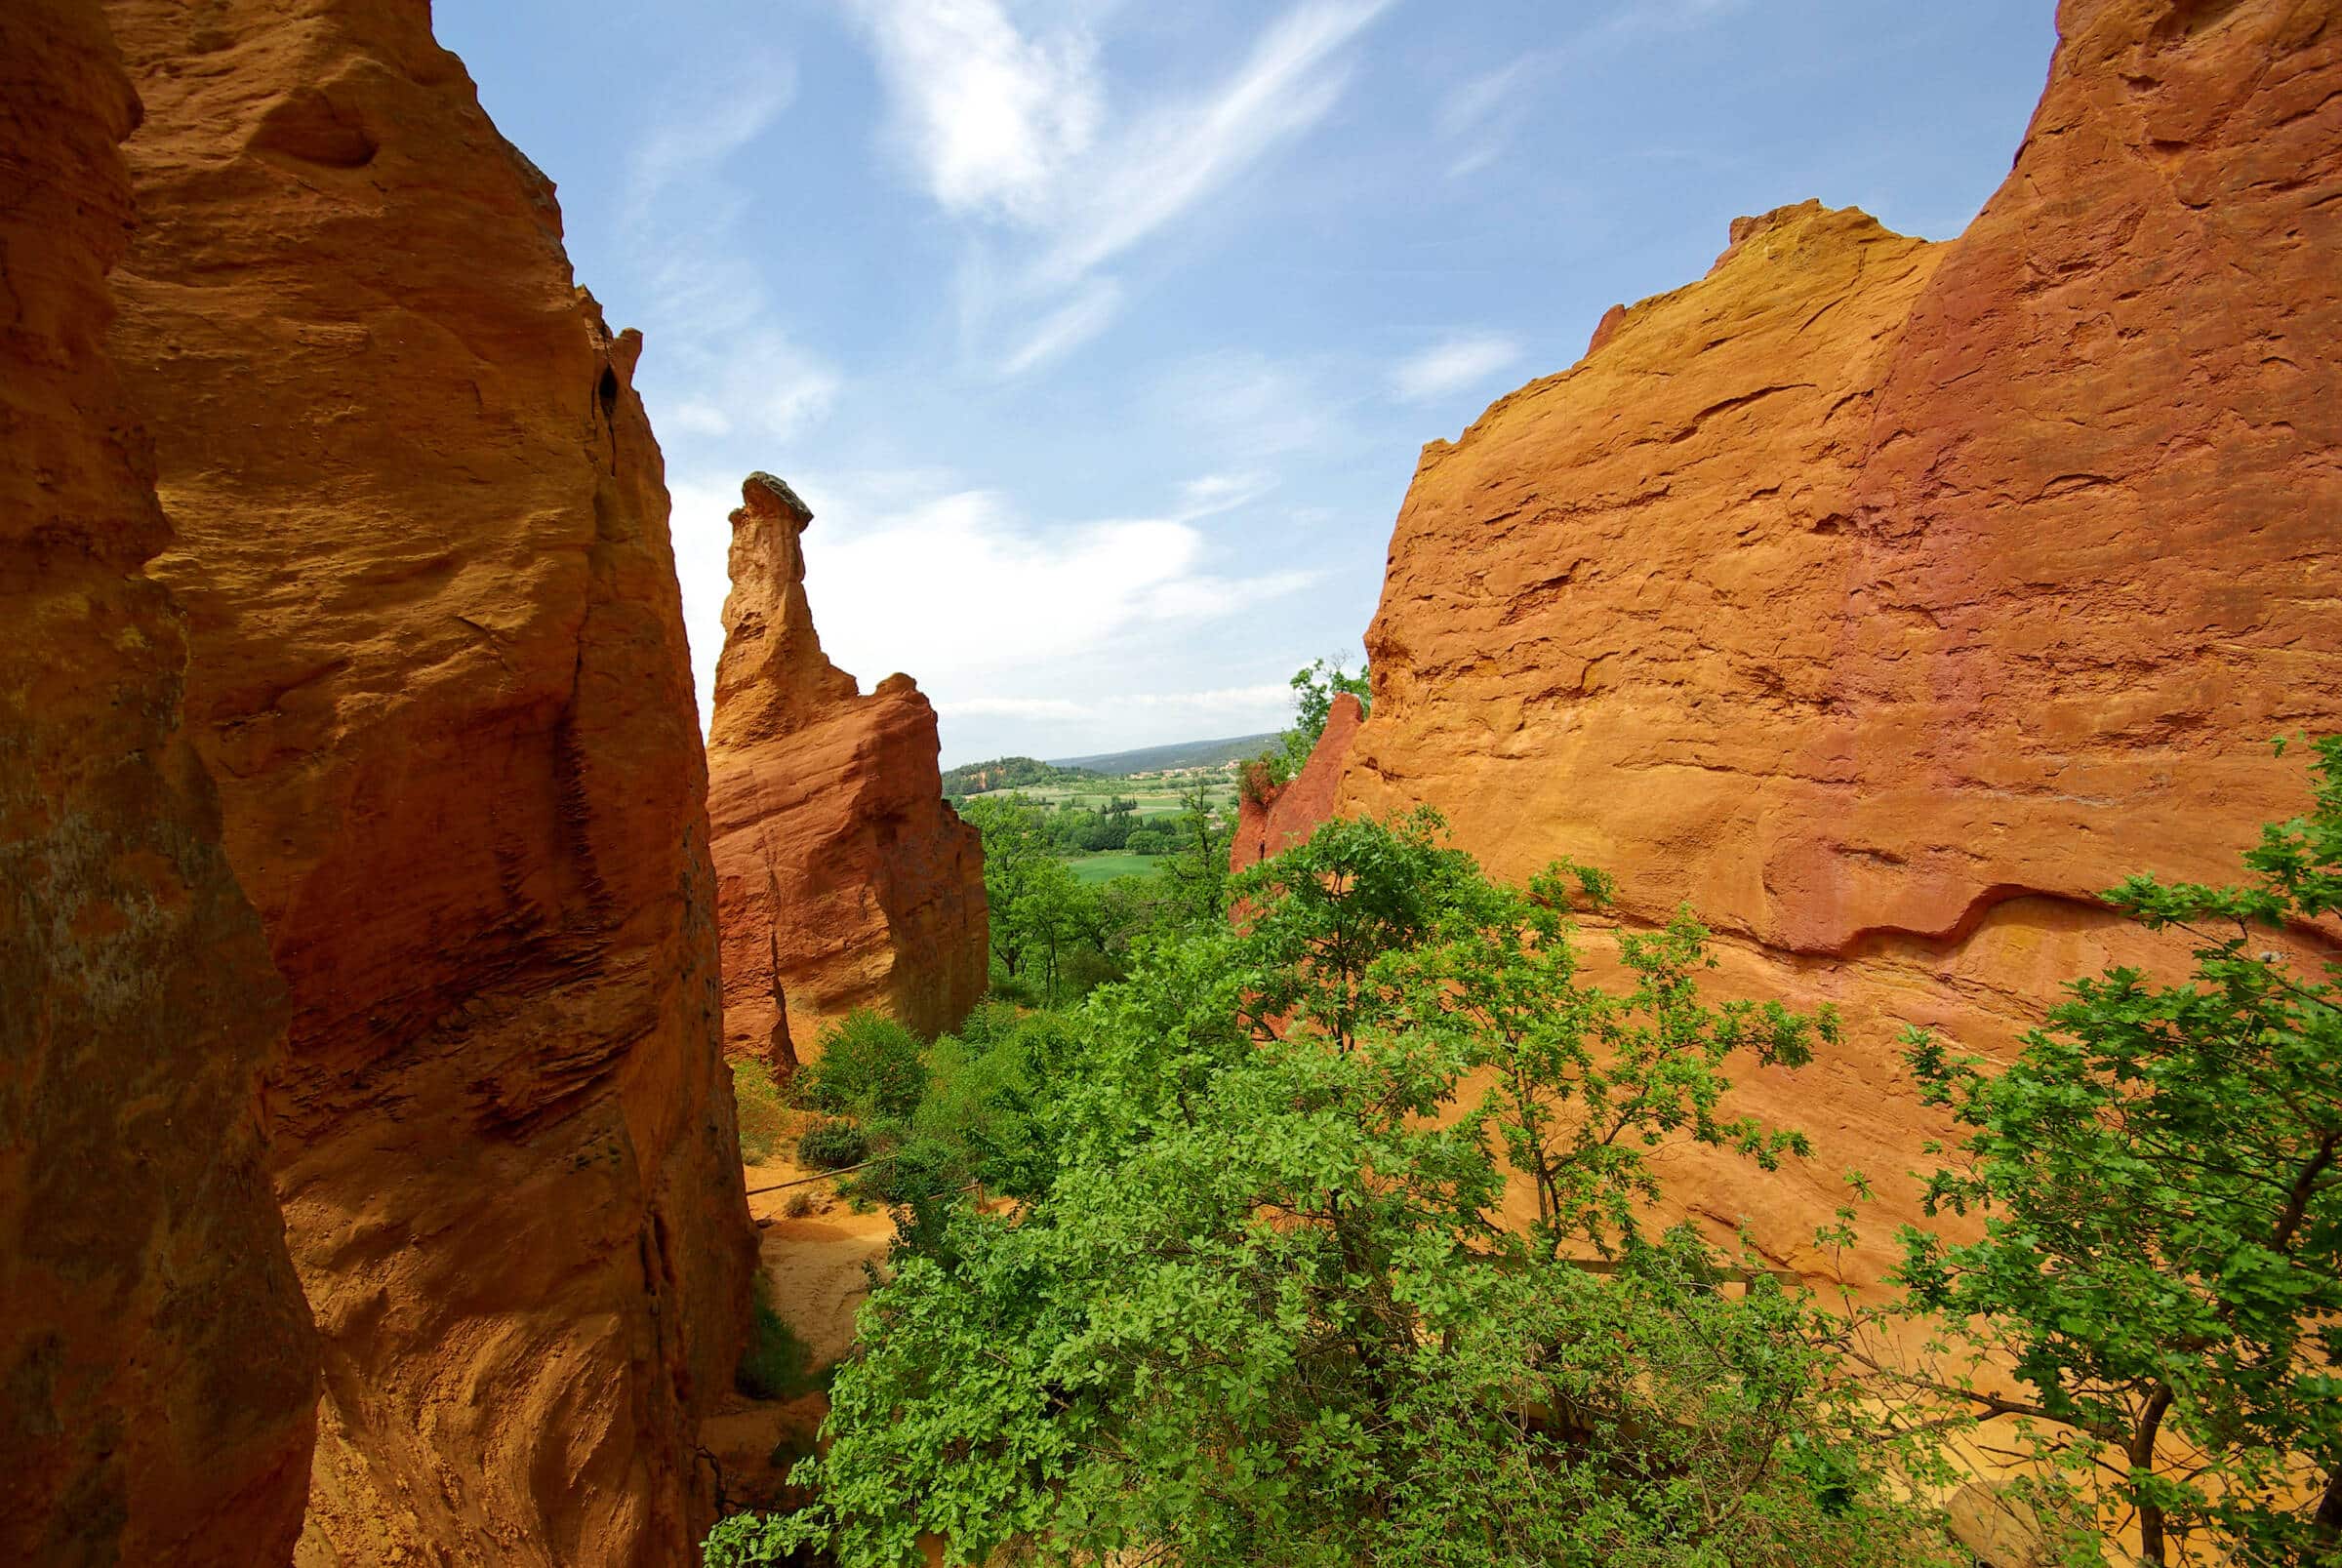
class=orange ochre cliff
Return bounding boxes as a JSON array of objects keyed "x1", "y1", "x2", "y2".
[
  {"x1": 92, "y1": 0, "x2": 758, "y2": 1562},
  {"x1": 0, "y1": 6, "x2": 317, "y2": 1562},
  {"x1": 1319, "y1": 0, "x2": 2342, "y2": 1283},
  {"x1": 706, "y1": 474, "x2": 989, "y2": 1063}
]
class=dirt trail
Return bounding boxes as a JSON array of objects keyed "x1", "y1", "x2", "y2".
[{"x1": 701, "y1": 1154, "x2": 896, "y2": 1515}]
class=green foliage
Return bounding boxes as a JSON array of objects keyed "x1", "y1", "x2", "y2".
[
  {"x1": 707, "y1": 812, "x2": 1937, "y2": 1568},
  {"x1": 731, "y1": 1058, "x2": 790, "y2": 1165},
  {"x1": 1891, "y1": 735, "x2": 2342, "y2": 1565},
  {"x1": 1124, "y1": 826, "x2": 1171, "y2": 855},
  {"x1": 801, "y1": 1010, "x2": 928, "y2": 1125},
  {"x1": 736, "y1": 1277, "x2": 823, "y2": 1402},
  {"x1": 794, "y1": 1119, "x2": 870, "y2": 1172},
  {"x1": 1278, "y1": 655, "x2": 1371, "y2": 776}
]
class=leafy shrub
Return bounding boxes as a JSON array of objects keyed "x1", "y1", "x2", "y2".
[
  {"x1": 799, "y1": 1010, "x2": 927, "y2": 1123},
  {"x1": 734, "y1": 1277, "x2": 820, "y2": 1402},
  {"x1": 730, "y1": 1058, "x2": 790, "y2": 1165},
  {"x1": 795, "y1": 1119, "x2": 868, "y2": 1171},
  {"x1": 1123, "y1": 827, "x2": 1170, "y2": 855},
  {"x1": 1237, "y1": 752, "x2": 1284, "y2": 809}
]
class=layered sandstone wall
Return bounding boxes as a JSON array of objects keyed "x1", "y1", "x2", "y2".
[
  {"x1": 0, "y1": 5, "x2": 316, "y2": 1561},
  {"x1": 101, "y1": 2, "x2": 756, "y2": 1561},
  {"x1": 707, "y1": 474, "x2": 989, "y2": 1060},
  {"x1": 1338, "y1": 0, "x2": 2341, "y2": 1280},
  {"x1": 1232, "y1": 693, "x2": 1365, "y2": 873}
]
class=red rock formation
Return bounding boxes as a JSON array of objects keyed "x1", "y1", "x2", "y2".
[
  {"x1": 1232, "y1": 694, "x2": 1365, "y2": 873},
  {"x1": 0, "y1": 5, "x2": 316, "y2": 1561},
  {"x1": 1339, "y1": 0, "x2": 2341, "y2": 1282},
  {"x1": 101, "y1": 2, "x2": 756, "y2": 1561},
  {"x1": 707, "y1": 474, "x2": 989, "y2": 1059}
]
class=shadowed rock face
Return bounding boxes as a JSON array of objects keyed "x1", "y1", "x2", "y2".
[
  {"x1": 101, "y1": 1, "x2": 756, "y2": 1561},
  {"x1": 707, "y1": 474, "x2": 989, "y2": 1061},
  {"x1": 0, "y1": 4, "x2": 316, "y2": 1562},
  {"x1": 1337, "y1": 0, "x2": 2342, "y2": 1281}
]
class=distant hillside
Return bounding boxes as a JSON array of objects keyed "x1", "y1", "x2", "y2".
[
  {"x1": 1048, "y1": 732, "x2": 1281, "y2": 776},
  {"x1": 943, "y1": 755, "x2": 1102, "y2": 796}
]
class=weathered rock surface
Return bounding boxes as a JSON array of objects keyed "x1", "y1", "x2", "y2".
[
  {"x1": 1232, "y1": 694, "x2": 1365, "y2": 873},
  {"x1": 1339, "y1": 0, "x2": 2342, "y2": 1281},
  {"x1": 0, "y1": 5, "x2": 316, "y2": 1561},
  {"x1": 707, "y1": 474, "x2": 989, "y2": 1060},
  {"x1": 101, "y1": 1, "x2": 756, "y2": 1560}
]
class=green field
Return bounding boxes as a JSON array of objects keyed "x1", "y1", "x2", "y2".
[{"x1": 1066, "y1": 853, "x2": 1165, "y2": 885}]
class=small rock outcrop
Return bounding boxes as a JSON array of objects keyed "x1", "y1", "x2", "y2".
[
  {"x1": 1337, "y1": 0, "x2": 2341, "y2": 1279},
  {"x1": 0, "y1": 4, "x2": 316, "y2": 1560},
  {"x1": 707, "y1": 474, "x2": 989, "y2": 1060},
  {"x1": 101, "y1": 0, "x2": 757, "y2": 1560},
  {"x1": 1231, "y1": 694, "x2": 1365, "y2": 873}
]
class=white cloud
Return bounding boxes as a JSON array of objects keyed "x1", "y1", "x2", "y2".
[
  {"x1": 845, "y1": 0, "x2": 1393, "y2": 372},
  {"x1": 942, "y1": 695, "x2": 1095, "y2": 720},
  {"x1": 843, "y1": 0, "x2": 1103, "y2": 220},
  {"x1": 1388, "y1": 333, "x2": 1523, "y2": 402},
  {"x1": 666, "y1": 470, "x2": 1321, "y2": 726},
  {"x1": 940, "y1": 683, "x2": 1292, "y2": 723}
]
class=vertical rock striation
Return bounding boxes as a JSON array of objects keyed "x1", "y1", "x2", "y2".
[
  {"x1": 0, "y1": 3, "x2": 316, "y2": 1562},
  {"x1": 707, "y1": 473, "x2": 989, "y2": 1061},
  {"x1": 100, "y1": 1, "x2": 756, "y2": 1561},
  {"x1": 1338, "y1": 0, "x2": 2342, "y2": 1278}
]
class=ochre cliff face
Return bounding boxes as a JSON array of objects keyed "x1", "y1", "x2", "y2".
[
  {"x1": 1340, "y1": 0, "x2": 2342, "y2": 1281},
  {"x1": 101, "y1": 2, "x2": 756, "y2": 1561},
  {"x1": 707, "y1": 474, "x2": 989, "y2": 1060},
  {"x1": 0, "y1": 5, "x2": 316, "y2": 1562},
  {"x1": 1232, "y1": 694, "x2": 1365, "y2": 873}
]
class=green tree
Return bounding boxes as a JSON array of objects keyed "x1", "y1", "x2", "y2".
[
  {"x1": 1279, "y1": 655, "x2": 1371, "y2": 776},
  {"x1": 1890, "y1": 736, "x2": 2342, "y2": 1565},
  {"x1": 1154, "y1": 777, "x2": 1232, "y2": 929},
  {"x1": 707, "y1": 813, "x2": 1941, "y2": 1568},
  {"x1": 957, "y1": 794, "x2": 1056, "y2": 982}
]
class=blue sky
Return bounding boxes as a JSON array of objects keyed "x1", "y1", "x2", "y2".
[{"x1": 436, "y1": 0, "x2": 2055, "y2": 767}]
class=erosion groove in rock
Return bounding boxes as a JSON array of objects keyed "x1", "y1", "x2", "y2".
[
  {"x1": 0, "y1": 4, "x2": 316, "y2": 1562},
  {"x1": 101, "y1": 1, "x2": 757, "y2": 1561},
  {"x1": 1336, "y1": 0, "x2": 2342, "y2": 1283},
  {"x1": 707, "y1": 475, "x2": 989, "y2": 1060}
]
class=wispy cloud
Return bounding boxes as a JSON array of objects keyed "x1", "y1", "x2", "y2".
[
  {"x1": 1605, "y1": 0, "x2": 1750, "y2": 36},
  {"x1": 1435, "y1": 55, "x2": 1547, "y2": 179},
  {"x1": 1174, "y1": 472, "x2": 1274, "y2": 519},
  {"x1": 997, "y1": 276, "x2": 1124, "y2": 376},
  {"x1": 622, "y1": 55, "x2": 841, "y2": 447},
  {"x1": 1148, "y1": 349, "x2": 1352, "y2": 462},
  {"x1": 1388, "y1": 333, "x2": 1522, "y2": 402},
  {"x1": 666, "y1": 468, "x2": 1320, "y2": 723},
  {"x1": 845, "y1": 0, "x2": 1394, "y2": 373},
  {"x1": 940, "y1": 683, "x2": 1293, "y2": 722}
]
